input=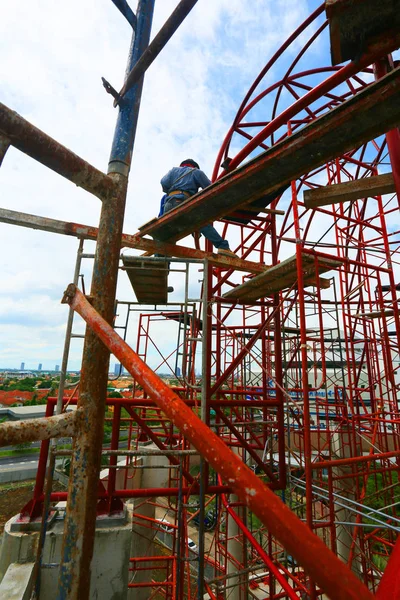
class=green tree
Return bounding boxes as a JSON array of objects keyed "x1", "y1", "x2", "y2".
[
  {"x1": 1, "y1": 379, "x2": 10, "y2": 390},
  {"x1": 9, "y1": 377, "x2": 37, "y2": 392},
  {"x1": 108, "y1": 390, "x2": 123, "y2": 398},
  {"x1": 38, "y1": 380, "x2": 51, "y2": 389}
]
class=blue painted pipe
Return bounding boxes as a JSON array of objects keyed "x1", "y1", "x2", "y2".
[
  {"x1": 108, "y1": 0, "x2": 156, "y2": 175},
  {"x1": 110, "y1": 0, "x2": 137, "y2": 29}
]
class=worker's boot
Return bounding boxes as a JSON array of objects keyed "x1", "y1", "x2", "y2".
[{"x1": 218, "y1": 248, "x2": 238, "y2": 258}]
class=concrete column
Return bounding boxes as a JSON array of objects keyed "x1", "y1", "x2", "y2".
[
  {"x1": 226, "y1": 499, "x2": 248, "y2": 600},
  {"x1": 128, "y1": 498, "x2": 156, "y2": 600},
  {"x1": 226, "y1": 501, "x2": 241, "y2": 600},
  {"x1": 128, "y1": 447, "x2": 170, "y2": 600},
  {"x1": 0, "y1": 515, "x2": 131, "y2": 599},
  {"x1": 332, "y1": 429, "x2": 361, "y2": 576}
]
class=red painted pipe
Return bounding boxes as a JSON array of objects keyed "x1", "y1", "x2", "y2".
[
  {"x1": 374, "y1": 58, "x2": 400, "y2": 210},
  {"x1": 19, "y1": 401, "x2": 55, "y2": 519},
  {"x1": 62, "y1": 284, "x2": 374, "y2": 600},
  {"x1": 224, "y1": 35, "x2": 400, "y2": 173},
  {"x1": 47, "y1": 396, "x2": 278, "y2": 407},
  {"x1": 218, "y1": 475, "x2": 302, "y2": 599},
  {"x1": 45, "y1": 485, "x2": 232, "y2": 502},
  {"x1": 312, "y1": 449, "x2": 400, "y2": 470}
]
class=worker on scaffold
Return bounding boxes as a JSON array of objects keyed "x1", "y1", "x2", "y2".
[{"x1": 160, "y1": 159, "x2": 237, "y2": 257}]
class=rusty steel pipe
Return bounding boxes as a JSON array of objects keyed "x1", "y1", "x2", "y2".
[
  {"x1": 62, "y1": 284, "x2": 374, "y2": 600},
  {"x1": 0, "y1": 208, "x2": 267, "y2": 275},
  {"x1": 0, "y1": 133, "x2": 10, "y2": 167},
  {"x1": 140, "y1": 64, "x2": 400, "y2": 244},
  {"x1": 0, "y1": 103, "x2": 117, "y2": 200},
  {"x1": 57, "y1": 176, "x2": 128, "y2": 600},
  {"x1": 118, "y1": 0, "x2": 199, "y2": 101},
  {"x1": 0, "y1": 410, "x2": 77, "y2": 448},
  {"x1": 57, "y1": 0, "x2": 155, "y2": 582}
]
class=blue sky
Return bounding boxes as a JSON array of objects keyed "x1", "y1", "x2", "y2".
[{"x1": 0, "y1": 0, "x2": 332, "y2": 370}]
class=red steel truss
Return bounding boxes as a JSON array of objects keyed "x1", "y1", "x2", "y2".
[{"x1": 3, "y1": 2, "x2": 400, "y2": 599}]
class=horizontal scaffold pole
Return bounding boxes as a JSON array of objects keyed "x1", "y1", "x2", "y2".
[
  {"x1": 0, "y1": 207, "x2": 266, "y2": 275},
  {"x1": 0, "y1": 103, "x2": 117, "y2": 200},
  {"x1": 62, "y1": 283, "x2": 374, "y2": 600},
  {"x1": 0, "y1": 409, "x2": 78, "y2": 448}
]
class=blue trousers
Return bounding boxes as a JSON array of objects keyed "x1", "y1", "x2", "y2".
[{"x1": 164, "y1": 197, "x2": 229, "y2": 250}]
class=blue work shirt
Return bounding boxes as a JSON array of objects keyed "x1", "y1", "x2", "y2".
[{"x1": 161, "y1": 166, "x2": 212, "y2": 199}]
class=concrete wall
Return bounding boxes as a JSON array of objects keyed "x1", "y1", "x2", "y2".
[
  {"x1": 0, "y1": 443, "x2": 185, "y2": 599},
  {"x1": 0, "y1": 464, "x2": 38, "y2": 484},
  {"x1": 0, "y1": 562, "x2": 34, "y2": 600},
  {"x1": 0, "y1": 515, "x2": 131, "y2": 600}
]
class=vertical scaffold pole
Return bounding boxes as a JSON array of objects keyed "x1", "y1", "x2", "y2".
[
  {"x1": 57, "y1": 2, "x2": 155, "y2": 599},
  {"x1": 108, "y1": 0, "x2": 155, "y2": 177},
  {"x1": 288, "y1": 120, "x2": 316, "y2": 600},
  {"x1": 373, "y1": 57, "x2": 400, "y2": 209}
]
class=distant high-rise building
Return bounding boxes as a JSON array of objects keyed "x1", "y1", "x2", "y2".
[
  {"x1": 176, "y1": 366, "x2": 181, "y2": 377},
  {"x1": 20, "y1": 362, "x2": 25, "y2": 370},
  {"x1": 55, "y1": 365, "x2": 60, "y2": 372},
  {"x1": 38, "y1": 363, "x2": 42, "y2": 371},
  {"x1": 114, "y1": 363, "x2": 120, "y2": 376}
]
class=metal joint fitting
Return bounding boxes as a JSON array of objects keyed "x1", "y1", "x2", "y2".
[{"x1": 61, "y1": 283, "x2": 77, "y2": 305}]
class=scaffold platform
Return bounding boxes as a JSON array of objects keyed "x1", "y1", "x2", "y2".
[
  {"x1": 303, "y1": 172, "x2": 395, "y2": 209},
  {"x1": 122, "y1": 256, "x2": 170, "y2": 305},
  {"x1": 326, "y1": 0, "x2": 400, "y2": 64},
  {"x1": 223, "y1": 253, "x2": 343, "y2": 302},
  {"x1": 3, "y1": 1, "x2": 400, "y2": 597},
  {"x1": 137, "y1": 66, "x2": 400, "y2": 245}
]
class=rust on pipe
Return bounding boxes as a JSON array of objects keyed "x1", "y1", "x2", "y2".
[
  {"x1": 62, "y1": 284, "x2": 374, "y2": 600},
  {"x1": 139, "y1": 62, "x2": 400, "y2": 244},
  {"x1": 0, "y1": 133, "x2": 10, "y2": 167},
  {"x1": 57, "y1": 174, "x2": 129, "y2": 600},
  {"x1": 0, "y1": 103, "x2": 117, "y2": 200},
  {"x1": 0, "y1": 208, "x2": 268, "y2": 275},
  {"x1": 0, "y1": 409, "x2": 77, "y2": 448}
]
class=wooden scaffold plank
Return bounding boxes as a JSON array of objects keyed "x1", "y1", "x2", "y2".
[
  {"x1": 223, "y1": 253, "x2": 342, "y2": 302},
  {"x1": 138, "y1": 66, "x2": 400, "y2": 245},
  {"x1": 0, "y1": 208, "x2": 270, "y2": 276},
  {"x1": 355, "y1": 309, "x2": 394, "y2": 319},
  {"x1": 326, "y1": 0, "x2": 400, "y2": 65},
  {"x1": 304, "y1": 172, "x2": 395, "y2": 209},
  {"x1": 122, "y1": 256, "x2": 170, "y2": 305}
]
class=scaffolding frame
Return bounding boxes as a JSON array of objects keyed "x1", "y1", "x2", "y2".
[{"x1": 1, "y1": 1, "x2": 400, "y2": 599}]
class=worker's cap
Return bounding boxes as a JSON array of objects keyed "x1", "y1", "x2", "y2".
[{"x1": 180, "y1": 159, "x2": 200, "y2": 169}]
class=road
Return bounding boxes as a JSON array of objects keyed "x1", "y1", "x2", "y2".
[
  {"x1": 0, "y1": 441, "x2": 42, "y2": 452},
  {"x1": 0, "y1": 438, "x2": 130, "y2": 472},
  {"x1": 0, "y1": 454, "x2": 40, "y2": 467}
]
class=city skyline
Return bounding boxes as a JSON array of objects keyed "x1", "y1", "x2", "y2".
[{"x1": 0, "y1": 363, "x2": 74, "y2": 372}]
